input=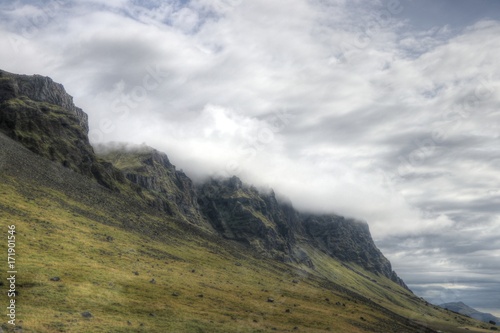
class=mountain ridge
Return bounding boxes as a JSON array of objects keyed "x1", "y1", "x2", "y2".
[
  {"x1": 439, "y1": 302, "x2": 499, "y2": 325},
  {"x1": 97, "y1": 142, "x2": 409, "y2": 288},
  {"x1": 2, "y1": 68, "x2": 492, "y2": 332},
  {"x1": 0, "y1": 68, "x2": 407, "y2": 287},
  {"x1": 0, "y1": 128, "x2": 442, "y2": 332}
]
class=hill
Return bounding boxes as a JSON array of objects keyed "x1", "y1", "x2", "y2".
[{"x1": 440, "y1": 302, "x2": 499, "y2": 326}]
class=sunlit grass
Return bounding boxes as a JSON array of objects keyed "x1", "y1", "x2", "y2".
[{"x1": 0, "y1": 177, "x2": 488, "y2": 333}]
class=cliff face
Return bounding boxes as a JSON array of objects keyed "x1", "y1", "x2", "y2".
[
  {"x1": 303, "y1": 215, "x2": 408, "y2": 288},
  {"x1": 0, "y1": 70, "x2": 89, "y2": 132},
  {"x1": 197, "y1": 176, "x2": 408, "y2": 288},
  {"x1": 197, "y1": 176, "x2": 306, "y2": 262},
  {"x1": 0, "y1": 69, "x2": 409, "y2": 290},
  {"x1": 0, "y1": 70, "x2": 123, "y2": 190},
  {"x1": 97, "y1": 144, "x2": 211, "y2": 230}
]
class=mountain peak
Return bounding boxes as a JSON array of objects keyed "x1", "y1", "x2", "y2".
[
  {"x1": 97, "y1": 142, "x2": 211, "y2": 230},
  {"x1": 440, "y1": 301, "x2": 500, "y2": 325},
  {"x1": 0, "y1": 70, "x2": 127, "y2": 190},
  {"x1": 0, "y1": 69, "x2": 88, "y2": 133}
]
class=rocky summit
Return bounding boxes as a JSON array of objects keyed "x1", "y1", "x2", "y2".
[
  {"x1": 0, "y1": 69, "x2": 490, "y2": 332},
  {"x1": 0, "y1": 69, "x2": 125, "y2": 190}
]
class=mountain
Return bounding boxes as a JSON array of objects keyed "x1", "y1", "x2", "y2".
[
  {"x1": 195, "y1": 176, "x2": 409, "y2": 289},
  {"x1": 0, "y1": 69, "x2": 492, "y2": 332},
  {"x1": 439, "y1": 302, "x2": 499, "y2": 325},
  {"x1": 0, "y1": 69, "x2": 406, "y2": 288},
  {"x1": 0, "y1": 69, "x2": 127, "y2": 191},
  {"x1": 95, "y1": 138, "x2": 408, "y2": 288},
  {"x1": 96, "y1": 143, "x2": 212, "y2": 230}
]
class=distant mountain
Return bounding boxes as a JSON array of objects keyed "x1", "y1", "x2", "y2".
[{"x1": 439, "y1": 302, "x2": 499, "y2": 325}]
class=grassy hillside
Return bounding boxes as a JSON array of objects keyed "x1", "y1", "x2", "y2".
[{"x1": 0, "y1": 133, "x2": 493, "y2": 333}]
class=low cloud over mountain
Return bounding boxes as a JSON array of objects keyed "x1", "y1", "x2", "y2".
[{"x1": 1, "y1": 0, "x2": 499, "y2": 315}]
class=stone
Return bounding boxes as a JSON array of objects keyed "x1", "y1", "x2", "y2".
[{"x1": 81, "y1": 311, "x2": 92, "y2": 318}]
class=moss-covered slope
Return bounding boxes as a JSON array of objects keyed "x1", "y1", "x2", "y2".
[{"x1": 0, "y1": 131, "x2": 489, "y2": 333}]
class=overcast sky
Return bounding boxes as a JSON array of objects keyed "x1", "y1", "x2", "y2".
[{"x1": 1, "y1": 0, "x2": 499, "y2": 316}]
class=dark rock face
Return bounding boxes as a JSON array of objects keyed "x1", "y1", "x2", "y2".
[
  {"x1": 97, "y1": 145, "x2": 211, "y2": 230},
  {"x1": 197, "y1": 176, "x2": 308, "y2": 263},
  {"x1": 304, "y1": 215, "x2": 387, "y2": 273},
  {"x1": 197, "y1": 176, "x2": 409, "y2": 289},
  {"x1": 0, "y1": 70, "x2": 125, "y2": 190},
  {"x1": 303, "y1": 215, "x2": 408, "y2": 288},
  {"x1": 0, "y1": 71, "x2": 89, "y2": 132}
]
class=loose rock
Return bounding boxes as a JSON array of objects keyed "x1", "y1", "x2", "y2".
[{"x1": 81, "y1": 311, "x2": 92, "y2": 318}]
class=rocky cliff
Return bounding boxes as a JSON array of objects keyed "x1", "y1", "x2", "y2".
[
  {"x1": 196, "y1": 176, "x2": 305, "y2": 262},
  {"x1": 0, "y1": 69, "x2": 123, "y2": 190},
  {"x1": 303, "y1": 214, "x2": 408, "y2": 288},
  {"x1": 96, "y1": 144, "x2": 211, "y2": 230},
  {"x1": 196, "y1": 175, "x2": 408, "y2": 288},
  {"x1": 0, "y1": 69, "x2": 409, "y2": 290}
]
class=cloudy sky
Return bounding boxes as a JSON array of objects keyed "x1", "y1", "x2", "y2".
[{"x1": 1, "y1": 0, "x2": 499, "y2": 316}]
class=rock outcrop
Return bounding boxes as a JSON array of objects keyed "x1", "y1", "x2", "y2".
[
  {"x1": 0, "y1": 70, "x2": 89, "y2": 132},
  {"x1": 197, "y1": 175, "x2": 408, "y2": 288},
  {"x1": 96, "y1": 144, "x2": 211, "y2": 230},
  {"x1": 197, "y1": 176, "x2": 305, "y2": 262},
  {"x1": 303, "y1": 214, "x2": 408, "y2": 288},
  {"x1": 0, "y1": 69, "x2": 124, "y2": 190}
]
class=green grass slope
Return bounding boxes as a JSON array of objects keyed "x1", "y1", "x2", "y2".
[{"x1": 0, "y1": 133, "x2": 491, "y2": 333}]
